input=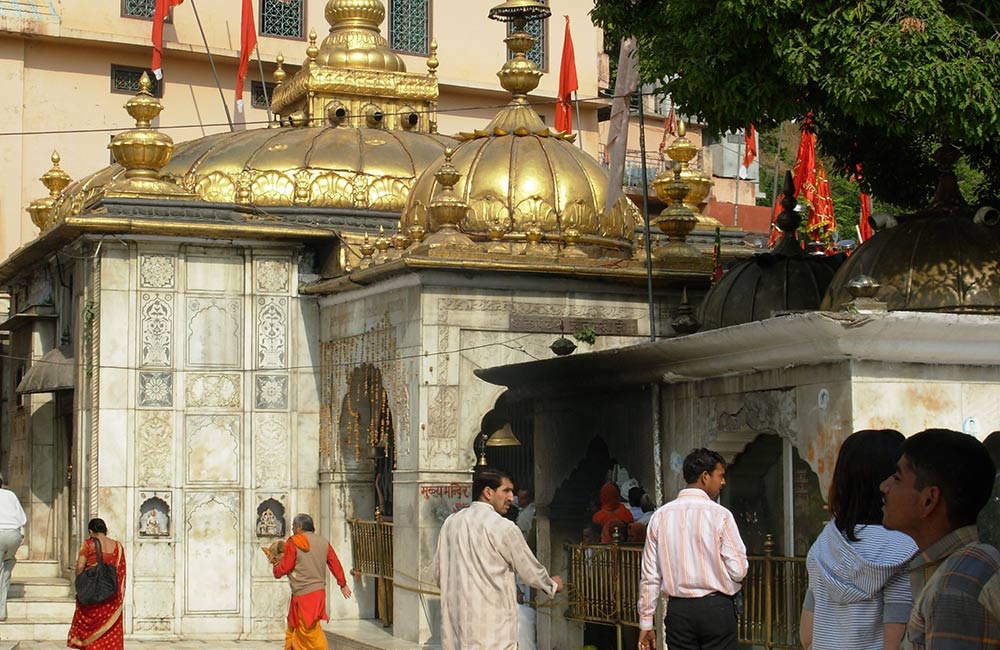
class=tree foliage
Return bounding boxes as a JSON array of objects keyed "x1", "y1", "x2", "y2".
[{"x1": 590, "y1": 0, "x2": 1000, "y2": 209}]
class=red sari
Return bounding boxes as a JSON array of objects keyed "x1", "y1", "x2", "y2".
[{"x1": 68, "y1": 538, "x2": 126, "y2": 650}]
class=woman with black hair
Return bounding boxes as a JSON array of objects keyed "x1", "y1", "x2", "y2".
[
  {"x1": 68, "y1": 518, "x2": 126, "y2": 650},
  {"x1": 800, "y1": 429, "x2": 917, "y2": 650}
]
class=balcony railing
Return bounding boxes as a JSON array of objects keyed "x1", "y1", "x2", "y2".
[{"x1": 565, "y1": 534, "x2": 808, "y2": 650}]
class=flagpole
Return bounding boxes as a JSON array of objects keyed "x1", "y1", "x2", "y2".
[
  {"x1": 189, "y1": 0, "x2": 234, "y2": 131},
  {"x1": 255, "y1": 44, "x2": 272, "y2": 123},
  {"x1": 636, "y1": 88, "x2": 656, "y2": 342},
  {"x1": 572, "y1": 90, "x2": 583, "y2": 150},
  {"x1": 733, "y1": 132, "x2": 743, "y2": 228}
]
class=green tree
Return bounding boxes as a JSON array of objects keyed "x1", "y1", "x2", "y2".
[{"x1": 591, "y1": 0, "x2": 1000, "y2": 210}]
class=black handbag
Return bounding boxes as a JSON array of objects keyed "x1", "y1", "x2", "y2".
[{"x1": 74, "y1": 537, "x2": 118, "y2": 605}]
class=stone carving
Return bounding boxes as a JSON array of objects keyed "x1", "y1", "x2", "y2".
[
  {"x1": 250, "y1": 581, "x2": 289, "y2": 622},
  {"x1": 255, "y1": 374, "x2": 288, "y2": 410},
  {"x1": 436, "y1": 297, "x2": 642, "y2": 326},
  {"x1": 133, "y1": 619, "x2": 172, "y2": 633},
  {"x1": 707, "y1": 389, "x2": 799, "y2": 446},
  {"x1": 186, "y1": 373, "x2": 241, "y2": 408},
  {"x1": 137, "y1": 412, "x2": 173, "y2": 486},
  {"x1": 256, "y1": 297, "x2": 287, "y2": 369},
  {"x1": 138, "y1": 372, "x2": 173, "y2": 408},
  {"x1": 185, "y1": 415, "x2": 241, "y2": 484},
  {"x1": 425, "y1": 385, "x2": 458, "y2": 466},
  {"x1": 255, "y1": 258, "x2": 290, "y2": 293},
  {"x1": 255, "y1": 498, "x2": 286, "y2": 537},
  {"x1": 186, "y1": 297, "x2": 241, "y2": 368},
  {"x1": 138, "y1": 492, "x2": 171, "y2": 538},
  {"x1": 140, "y1": 293, "x2": 173, "y2": 367},
  {"x1": 508, "y1": 314, "x2": 639, "y2": 336},
  {"x1": 254, "y1": 414, "x2": 288, "y2": 489},
  {"x1": 140, "y1": 254, "x2": 175, "y2": 289},
  {"x1": 185, "y1": 492, "x2": 240, "y2": 614}
]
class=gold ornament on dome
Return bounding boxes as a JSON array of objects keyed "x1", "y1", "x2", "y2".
[
  {"x1": 26, "y1": 151, "x2": 72, "y2": 232},
  {"x1": 652, "y1": 121, "x2": 700, "y2": 259},
  {"x1": 415, "y1": 148, "x2": 476, "y2": 250},
  {"x1": 104, "y1": 73, "x2": 195, "y2": 200}
]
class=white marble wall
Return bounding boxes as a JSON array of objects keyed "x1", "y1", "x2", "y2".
[{"x1": 89, "y1": 240, "x2": 319, "y2": 639}]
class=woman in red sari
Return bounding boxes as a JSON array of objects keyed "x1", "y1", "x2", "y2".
[{"x1": 68, "y1": 518, "x2": 126, "y2": 650}]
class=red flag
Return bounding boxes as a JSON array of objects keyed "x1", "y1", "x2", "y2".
[
  {"x1": 236, "y1": 0, "x2": 258, "y2": 111},
  {"x1": 658, "y1": 101, "x2": 677, "y2": 154},
  {"x1": 859, "y1": 192, "x2": 873, "y2": 241},
  {"x1": 555, "y1": 16, "x2": 578, "y2": 133},
  {"x1": 742, "y1": 124, "x2": 757, "y2": 168},
  {"x1": 768, "y1": 119, "x2": 817, "y2": 248},
  {"x1": 808, "y1": 159, "x2": 837, "y2": 247},
  {"x1": 151, "y1": 0, "x2": 184, "y2": 80}
]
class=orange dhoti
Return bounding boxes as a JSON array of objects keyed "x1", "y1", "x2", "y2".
[{"x1": 284, "y1": 589, "x2": 329, "y2": 650}]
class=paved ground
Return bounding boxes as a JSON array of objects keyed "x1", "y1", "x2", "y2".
[{"x1": 6, "y1": 643, "x2": 283, "y2": 650}]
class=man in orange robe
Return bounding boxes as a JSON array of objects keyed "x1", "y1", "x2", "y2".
[{"x1": 271, "y1": 513, "x2": 352, "y2": 650}]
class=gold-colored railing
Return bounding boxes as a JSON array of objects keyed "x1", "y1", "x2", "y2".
[
  {"x1": 565, "y1": 534, "x2": 808, "y2": 650},
  {"x1": 348, "y1": 518, "x2": 394, "y2": 626}
]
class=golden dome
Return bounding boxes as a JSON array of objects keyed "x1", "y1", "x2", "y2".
[
  {"x1": 316, "y1": 0, "x2": 406, "y2": 72},
  {"x1": 56, "y1": 126, "x2": 452, "y2": 216}
]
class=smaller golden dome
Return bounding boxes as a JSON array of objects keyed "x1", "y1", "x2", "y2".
[{"x1": 316, "y1": 0, "x2": 406, "y2": 72}]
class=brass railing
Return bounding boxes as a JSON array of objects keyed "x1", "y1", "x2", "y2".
[
  {"x1": 565, "y1": 534, "x2": 808, "y2": 650},
  {"x1": 348, "y1": 518, "x2": 394, "y2": 626}
]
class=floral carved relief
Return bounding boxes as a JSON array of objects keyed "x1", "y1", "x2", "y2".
[
  {"x1": 140, "y1": 255, "x2": 175, "y2": 289},
  {"x1": 185, "y1": 373, "x2": 241, "y2": 408},
  {"x1": 254, "y1": 375, "x2": 288, "y2": 410},
  {"x1": 140, "y1": 292, "x2": 173, "y2": 367},
  {"x1": 137, "y1": 411, "x2": 173, "y2": 486},
  {"x1": 139, "y1": 372, "x2": 173, "y2": 408},
  {"x1": 256, "y1": 297, "x2": 287, "y2": 369},
  {"x1": 254, "y1": 414, "x2": 289, "y2": 489},
  {"x1": 255, "y1": 258, "x2": 290, "y2": 294}
]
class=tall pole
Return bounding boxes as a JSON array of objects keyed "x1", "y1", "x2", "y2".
[
  {"x1": 190, "y1": 0, "x2": 234, "y2": 131},
  {"x1": 637, "y1": 88, "x2": 656, "y2": 342},
  {"x1": 573, "y1": 90, "x2": 583, "y2": 150},
  {"x1": 255, "y1": 44, "x2": 272, "y2": 123},
  {"x1": 733, "y1": 132, "x2": 743, "y2": 228}
]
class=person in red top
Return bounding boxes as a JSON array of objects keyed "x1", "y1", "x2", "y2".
[
  {"x1": 270, "y1": 513, "x2": 352, "y2": 650},
  {"x1": 592, "y1": 482, "x2": 634, "y2": 529},
  {"x1": 68, "y1": 518, "x2": 126, "y2": 650}
]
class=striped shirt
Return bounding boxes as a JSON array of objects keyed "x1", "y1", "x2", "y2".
[
  {"x1": 637, "y1": 488, "x2": 748, "y2": 630},
  {"x1": 903, "y1": 526, "x2": 1000, "y2": 650}
]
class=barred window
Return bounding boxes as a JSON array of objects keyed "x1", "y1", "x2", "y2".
[
  {"x1": 260, "y1": 0, "x2": 305, "y2": 39},
  {"x1": 251, "y1": 81, "x2": 277, "y2": 110},
  {"x1": 110, "y1": 65, "x2": 162, "y2": 97},
  {"x1": 122, "y1": 0, "x2": 156, "y2": 19},
  {"x1": 389, "y1": 0, "x2": 430, "y2": 55},
  {"x1": 508, "y1": 4, "x2": 547, "y2": 70}
]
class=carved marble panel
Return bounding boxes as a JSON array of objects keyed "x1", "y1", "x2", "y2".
[
  {"x1": 185, "y1": 373, "x2": 241, "y2": 408},
  {"x1": 184, "y1": 491, "x2": 240, "y2": 614},
  {"x1": 185, "y1": 415, "x2": 240, "y2": 484},
  {"x1": 185, "y1": 254, "x2": 243, "y2": 293},
  {"x1": 256, "y1": 297, "x2": 287, "y2": 369},
  {"x1": 133, "y1": 619, "x2": 173, "y2": 633},
  {"x1": 254, "y1": 374, "x2": 288, "y2": 410},
  {"x1": 138, "y1": 372, "x2": 172, "y2": 408},
  {"x1": 186, "y1": 297, "x2": 241, "y2": 368},
  {"x1": 255, "y1": 258, "x2": 290, "y2": 294},
  {"x1": 135, "y1": 542, "x2": 175, "y2": 577},
  {"x1": 254, "y1": 414, "x2": 288, "y2": 489},
  {"x1": 136, "y1": 412, "x2": 173, "y2": 486},
  {"x1": 140, "y1": 254, "x2": 175, "y2": 289},
  {"x1": 134, "y1": 581, "x2": 175, "y2": 618},
  {"x1": 140, "y1": 292, "x2": 173, "y2": 367}
]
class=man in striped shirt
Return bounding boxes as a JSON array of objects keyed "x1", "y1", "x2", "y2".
[
  {"x1": 881, "y1": 428, "x2": 1000, "y2": 650},
  {"x1": 638, "y1": 448, "x2": 748, "y2": 650}
]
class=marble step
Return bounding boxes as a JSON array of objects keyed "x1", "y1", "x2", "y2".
[
  {"x1": 9, "y1": 560, "x2": 61, "y2": 579},
  {"x1": 4, "y1": 597, "x2": 76, "y2": 620},
  {"x1": 8, "y1": 576, "x2": 73, "y2": 599},
  {"x1": 0, "y1": 619, "x2": 71, "y2": 641}
]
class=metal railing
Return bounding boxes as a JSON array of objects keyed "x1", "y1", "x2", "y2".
[
  {"x1": 348, "y1": 518, "x2": 394, "y2": 626},
  {"x1": 565, "y1": 534, "x2": 808, "y2": 650}
]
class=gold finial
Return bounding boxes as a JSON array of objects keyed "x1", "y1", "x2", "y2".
[
  {"x1": 307, "y1": 29, "x2": 319, "y2": 64},
  {"x1": 358, "y1": 231, "x2": 376, "y2": 269},
  {"x1": 391, "y1": 220, "x2": 411, "y2": 249},
  {"x1": 678, "y1": 120, "x2": 686, "y2": 138},
  {"x1": 274, "y1": 53, "x2": 286, "y2": 87},
  {"x1": 488, "y1": 0, "x2": 550, "y2": 101},
  {"x1": 374, "y1": 225, "x2": 391, "y2": 263},
  {"x1": 41, "y1": 150, "x2": 71, "y2": 198},
  {"x1": 417, "y1": 148, "x2": 475, "y2": 249},
  {"x1": 650, "y1": 120, "x2": 699, "y2": 259},
  {"x1": 427, "y1": 38, "x2": 439, "y2": 77},
  {"x1": 124, "y1": 72, "x2": 163, "y2": 129}
]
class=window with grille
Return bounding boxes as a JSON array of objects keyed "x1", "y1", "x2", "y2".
[
  {"x1": 389, "y1": 0, "x2": 430, "y2": 55},
  {"x1": 508, "y1": 6, "x2": 547, "y2": 70},
  {"x1": 122, "y1": 0, "x2": 156, "y2": 19},
  {"x1": 251, "y1": 81, "x2": 277, "y2": 110},
  {"x1": 111, "y1": 65, "x2": 162, "y2": 97},
  {"x1": 260, "y1": 0, "x2": 305, "y2": 39}
]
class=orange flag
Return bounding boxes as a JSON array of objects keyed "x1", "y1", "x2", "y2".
[
  {"x1": 236, "y1": 0, "x2": 258, "y2": 111},
  {"x1": 808, "y1": 160, "x2": 837, "y2": 247},
  {"x1": 555, "y1": 16, "x2": 578, "y2": 133},
  {"x1": 768, "y1": 120, "x2": 817, "y2": 248},
  {"x1": 658, "y1": 101, "x2": 677, "y2": 155},
  {"x1": 742, "y1": 124, "x2": 757, "y2": 167},
  {"x1": 151, "y1": 0, "x2": 184, "y2": 80}
]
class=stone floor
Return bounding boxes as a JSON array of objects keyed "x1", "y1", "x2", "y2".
[{"x1": 4, "y1": 644, "x2": 281, "y2": 650}]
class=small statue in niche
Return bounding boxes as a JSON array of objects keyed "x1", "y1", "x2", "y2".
[
  {"x1": 138, "y1": 495, "x2": 171, "y2": 537},
  {"x1": 255, "y1": 498, "x2": 286, "y2": 538}
]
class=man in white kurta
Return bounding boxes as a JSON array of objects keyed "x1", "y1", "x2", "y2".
[{"x1": 434, "y1": 469, "x2": 563, "y2": 650}]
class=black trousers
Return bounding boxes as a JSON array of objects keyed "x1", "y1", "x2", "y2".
[{"x1": 664, "y1": 593, "x2": 739, "y2": 650}]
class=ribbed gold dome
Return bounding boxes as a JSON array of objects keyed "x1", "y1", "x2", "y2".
[
  {"x1": 316, "y1": 0, "x2": 406, "y2": 72},
  {"x1": 55, "y1": 126, "x2": 452, "y2": 216},
  {"x1": 401, "y1": 128, "x2": 637, "y2": 255}
]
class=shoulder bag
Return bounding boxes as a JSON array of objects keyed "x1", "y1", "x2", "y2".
[{"x1": 74, "y1": 537, "x2": 118, "y2": 605}]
